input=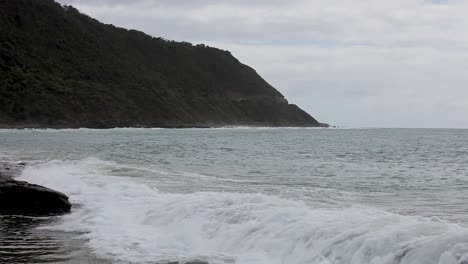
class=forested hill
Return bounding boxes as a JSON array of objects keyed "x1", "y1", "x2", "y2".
[{"x1": 0, "y1": 0, "x2": 322, "y2": 128}]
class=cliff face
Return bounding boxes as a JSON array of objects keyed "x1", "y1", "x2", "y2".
[{"x1": 0, "y1": 0, "x2": 321, "y2": 128}]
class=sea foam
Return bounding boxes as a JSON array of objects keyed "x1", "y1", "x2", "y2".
[{"x1": 18, "y1": 159, "x2": 468, "y2": 264}]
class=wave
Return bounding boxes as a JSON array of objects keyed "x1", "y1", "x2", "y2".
[{"x1": 17, "y1": 159, "x2": 468, "y2": 264}]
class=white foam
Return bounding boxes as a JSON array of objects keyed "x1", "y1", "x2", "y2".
[{"x1": 18, "y1": 159, "x2": 468, "y2": 264}]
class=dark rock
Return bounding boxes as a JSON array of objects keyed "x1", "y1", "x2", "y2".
[{"x1": 0, "y1": 178, "x2": 71, "y2": 216}]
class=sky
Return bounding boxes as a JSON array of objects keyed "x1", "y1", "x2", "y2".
[{"x1": 57, "y1": 0, "x2": 468, "y2": 128}]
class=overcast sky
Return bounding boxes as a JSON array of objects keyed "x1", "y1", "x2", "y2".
[{"x1": 57, "y1": 0, "x2": 468, "y2": 128}]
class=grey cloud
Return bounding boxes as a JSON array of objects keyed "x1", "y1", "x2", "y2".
[
  {"x1": 60, "y1": 0, "x2": 301, "y2": 10},
  {"x1": 59, "y1": 0, "x2": 468, "y2": 52},
  {"x1": 56, "y1": 0, "x2": 468, "y2": 128}
]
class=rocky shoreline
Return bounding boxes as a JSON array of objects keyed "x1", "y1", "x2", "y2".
[
  {"x1": 0, "y1": 123, "x2": 330, "y2": 129},
  {"x1": 0, "y1": 162, "x2": 71, "y2": 216}
]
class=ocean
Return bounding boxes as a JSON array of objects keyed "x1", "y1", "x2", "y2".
[{"x1": 1, "y1": 128, "x2": 467, "y2": 264}]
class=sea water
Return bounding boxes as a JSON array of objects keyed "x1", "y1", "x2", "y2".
[{"x1": 0, "y1": 128, "x2": 467, "y2": 264}]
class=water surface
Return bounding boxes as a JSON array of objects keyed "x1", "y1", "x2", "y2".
[{"x1": 1, "y1": 128, "x2": 467, "y2": 263}]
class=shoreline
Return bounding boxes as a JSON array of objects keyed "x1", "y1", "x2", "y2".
[{"x1": 0, "y1": 123, "x2": 330, "y2": 130}]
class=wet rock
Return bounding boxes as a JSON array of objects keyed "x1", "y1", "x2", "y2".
[{"x1": 0, "y1": 178, "x2": 71, "y2": 216}]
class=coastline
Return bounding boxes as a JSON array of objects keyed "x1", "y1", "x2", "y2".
[{"x1": 0, "y1": 124, "x2": 329, "y2": 130}]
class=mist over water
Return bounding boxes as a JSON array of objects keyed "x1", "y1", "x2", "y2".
[{"x1": 1, "y1": 128, "x2": 468, "y2": 263}]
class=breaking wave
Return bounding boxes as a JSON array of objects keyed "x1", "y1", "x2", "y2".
[{"x1": 18, "y1": 158, "x2": 468, "y2": 264}]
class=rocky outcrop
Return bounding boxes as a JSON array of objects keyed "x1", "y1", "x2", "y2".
[{"x1": 0, "y1": 177, "x2": 71, "y2": 216}]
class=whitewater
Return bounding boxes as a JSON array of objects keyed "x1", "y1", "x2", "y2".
[{"x1": 1, "y1": 128, "x2": 468, "y2": 264}]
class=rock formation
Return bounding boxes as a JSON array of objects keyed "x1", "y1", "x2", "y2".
[{"x1": 0, "y1": 176, "x2": 71, "y2": 216}]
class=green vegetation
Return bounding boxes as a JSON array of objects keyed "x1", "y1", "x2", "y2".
[{"x1": 0, "y1": 0, "x2": 320, "y2": 128}]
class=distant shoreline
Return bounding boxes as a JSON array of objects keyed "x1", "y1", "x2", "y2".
[{"x1": 0, "y1": 123, "x2": 330, "y2": 129}]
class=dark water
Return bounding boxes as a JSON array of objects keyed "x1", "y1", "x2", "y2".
[{"x1": 0, "y1": 215, "x2": 108, "y2": 263}]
